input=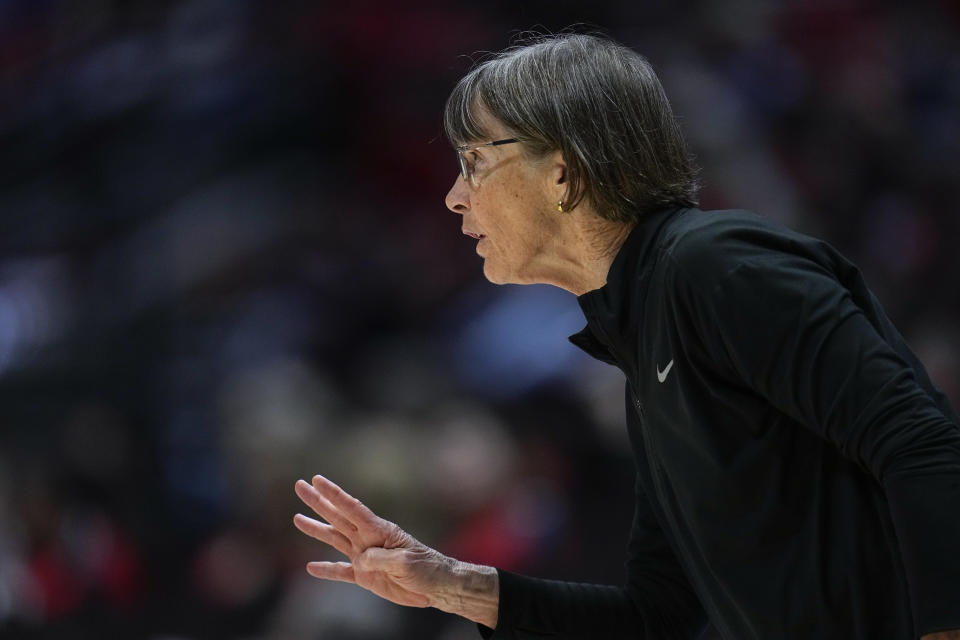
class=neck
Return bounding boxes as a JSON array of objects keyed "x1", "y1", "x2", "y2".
[{"x1": 532, "y1": 213, "x2": 635, "y2": 296}]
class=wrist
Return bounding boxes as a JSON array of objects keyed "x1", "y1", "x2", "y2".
[{"x1": 430, "y1": 558, "x2": 500, "y2": 629}]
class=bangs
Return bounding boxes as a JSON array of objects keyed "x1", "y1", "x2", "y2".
[{"x1": 443, "y1": 68, "x2": 494, "y2": 147}]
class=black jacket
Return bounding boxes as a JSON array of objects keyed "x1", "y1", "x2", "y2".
[{"x1": 482, "y1": 207, "x2": 960, "y2": 639}]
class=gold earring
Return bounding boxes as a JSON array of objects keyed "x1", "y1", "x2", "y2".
[{"x1": 557, "y1": 200, "x2": 564, "y2": 212}]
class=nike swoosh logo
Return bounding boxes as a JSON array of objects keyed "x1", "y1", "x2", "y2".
[{"x1": 657, "y1": 360, "x2": 674, "y2": 383}]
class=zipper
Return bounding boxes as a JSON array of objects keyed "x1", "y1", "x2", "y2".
[
  {"x1": 631, "y1": 384, "x2": 735, "y2": 639},
  {"x1": 633, "y1": 393, "x2": 645, "y2": 421}
]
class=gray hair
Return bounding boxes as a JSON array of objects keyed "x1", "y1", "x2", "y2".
[{"x1": 443, "y1": 33, "x2": 699, "y2": 223}]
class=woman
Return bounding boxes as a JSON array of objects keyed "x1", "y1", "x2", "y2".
[{"x1": 294, "y1": 33, "x2": 960, "y2": 639}]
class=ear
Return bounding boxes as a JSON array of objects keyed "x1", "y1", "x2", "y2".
[{"x1": 546, "y1": 149, "x2": 568, "y2": 198}]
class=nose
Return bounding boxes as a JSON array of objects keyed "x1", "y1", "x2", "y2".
[{"x1": 445, "y1": 175, "x2": 470, "y2": 215}]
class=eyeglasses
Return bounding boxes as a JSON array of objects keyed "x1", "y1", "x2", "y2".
[{"x1": 455, "y1": 138, "x2": 521, "y2": 184}]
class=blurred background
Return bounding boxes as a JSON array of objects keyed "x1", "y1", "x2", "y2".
[{"x1": 1, "y1": 1, "x2": 958, "y2": 638}]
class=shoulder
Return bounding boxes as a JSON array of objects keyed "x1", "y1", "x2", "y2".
[{"x1": 658, "y1": 208, "x2": 831, "y2": 285}]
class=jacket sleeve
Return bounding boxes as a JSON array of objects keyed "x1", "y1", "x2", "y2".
[
  {"x1": 478, "y1": 473, "x2": 707, "y2": 640},
  {"x1": 667, "y1": 232, "x2": 960, "y2": 635}
]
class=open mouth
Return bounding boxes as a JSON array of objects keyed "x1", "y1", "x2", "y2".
[{"x1": 464, "y1": 231, "x2": 486, "y2": 240}]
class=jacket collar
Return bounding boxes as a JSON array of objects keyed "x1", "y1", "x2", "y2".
[{"x1": 569, "y1": 206, "x2": 688, "y2": 371}]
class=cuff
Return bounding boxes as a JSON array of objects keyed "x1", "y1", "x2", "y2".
[
  {"x1": 884, "y1": 469, "x2": 960, "y2": 634},
  {"x1": 474, "y1": 568, "x2": 515, "y2": 640}
]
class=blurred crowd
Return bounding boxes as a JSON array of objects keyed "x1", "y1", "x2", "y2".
[{"x1": 0, "y1": 1, "x2": 957, "y2": 638}]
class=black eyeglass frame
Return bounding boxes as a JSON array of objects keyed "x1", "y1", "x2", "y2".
[{"x1": 455, "y1": 138, "x2": 521, "y2": 182}]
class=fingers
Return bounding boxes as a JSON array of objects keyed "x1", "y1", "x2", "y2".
[
  {"x1": 310, "y1": 474, "x2": 379, "y2": 529},
  {"x1": 293, "y1": 513, "x2": 353, "y2": 557},
  {"x1": 306, "y1": 561, "x2": 356, "y2": 583},
  {"x1": 295, "y1": 479, "x2": 359, "y2": 534}
]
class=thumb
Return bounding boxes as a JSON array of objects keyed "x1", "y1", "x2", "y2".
[
  {"x1": 355, "y1": 546, "x2": 407, "y2": 573},
  {"x1": 356, "y1": 546, "x2": 432, "y2": 607}
]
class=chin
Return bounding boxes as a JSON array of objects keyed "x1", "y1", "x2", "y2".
[
  {"x1": 482, "y1": 267, "x2": 504, "y2": 285},
  {"x1": 482, "y1": 261, "x2": 511, "y2": 285}
]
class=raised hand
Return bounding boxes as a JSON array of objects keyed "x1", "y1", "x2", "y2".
[{"x1": 293, "y1": 474, "x2": 499, "y2": 624}]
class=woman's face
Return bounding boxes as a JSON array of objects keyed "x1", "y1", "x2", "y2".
[{"x1": 444, "y1": 117, "x2": 563, "y2": 286}]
